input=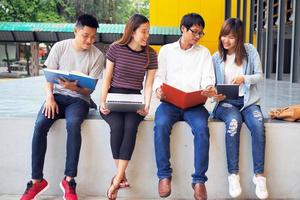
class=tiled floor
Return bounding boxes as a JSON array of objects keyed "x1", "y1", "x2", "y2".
[{"x1": 0, "y1": 75, "x2": 300, "y2": 118}]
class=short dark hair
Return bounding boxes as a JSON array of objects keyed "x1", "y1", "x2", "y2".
[
  {"x1": 75, "y1": 14, "x2": 99, "y2": 29},
  {"x1": 180, "y1": 13, "x2": 205, "y2": 32}
]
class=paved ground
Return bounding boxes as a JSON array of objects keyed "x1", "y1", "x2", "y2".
[
  {"x1": 0, "y1": 195, "x2": 205, "y2": 200},
  {"x1": 0, "y1": 195, "x2": 162, "y2": 200}
]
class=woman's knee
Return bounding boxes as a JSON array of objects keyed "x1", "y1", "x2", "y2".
[{"x1": 225, "y1": 117, "x2": 243, "y2": 137}]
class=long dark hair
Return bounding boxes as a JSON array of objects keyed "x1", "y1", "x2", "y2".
[
  {"x1": 116, "y1": 14, "x2": 154, "y2": 68},
  {"x1": 218, "y1": 18, "x2": 247, "y2": 66}
]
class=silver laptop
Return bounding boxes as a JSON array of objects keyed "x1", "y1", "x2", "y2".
[{"x1": 105, "y1": 93, "x2": 145, "y2": 112}]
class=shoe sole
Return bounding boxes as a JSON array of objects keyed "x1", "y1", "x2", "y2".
[
  {"x1": 59, "y1": 182, "x2": 67, "y2": 200},
  {"x1": 31, "y1": 184, "x2": 49, "y2": 200}
]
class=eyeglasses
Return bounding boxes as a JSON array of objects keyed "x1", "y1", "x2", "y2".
[{"x1": 188, "y1": 29, "x2": 205, "y2": 38}]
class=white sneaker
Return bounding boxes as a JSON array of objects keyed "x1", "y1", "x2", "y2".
[
  {"x1": 228, "y1": 174, "x2": 242, "y2": 198},
  {"x1": 253, "y1": 175, "x2": 269, "y2": 199}
]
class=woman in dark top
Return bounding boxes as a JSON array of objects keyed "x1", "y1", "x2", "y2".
[{"x1": 99, "y1": 14, "x2": 157, "y2": 200}]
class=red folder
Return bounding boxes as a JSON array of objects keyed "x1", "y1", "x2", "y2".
[{"x1": 161, "y1": 83, "x2": 207, "y2": 109}]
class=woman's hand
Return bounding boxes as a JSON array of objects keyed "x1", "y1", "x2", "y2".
[
  {"x1": 99, "y1": 102, "x2": 110, "y2": 115},
  {"x1": 231, "y1": 75, "x2": 244, "y2": 85},
  {"x1": 137, "y1": 105, "x2": 149, "y2": 116}
]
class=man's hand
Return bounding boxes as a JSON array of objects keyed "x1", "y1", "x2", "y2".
[
  {"x1": 42, "y1": 96, "x2": 59, "y2": 119},
  {"x1": 202, "y1": 86, "x2": 217, "y2": 98},
  {"x1": 212, "y1": 93, "x2": 226, "y2": 102},
  {"x1": 58, "y1": 78, "x2": 78, "y2": 91},
  {"x1": 99, "y1": 102, "x2": 110, "y2": 115},
  {"x1": 231, "y1": 75, "x2": 244, "y2": 85},
  {"x1": 155, "y1": 87, "x2": 166, "y2": 100}
]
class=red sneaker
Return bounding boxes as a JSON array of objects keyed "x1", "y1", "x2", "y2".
[
  {"x1": 60, "y1": 178, "x2": 78, "y2": 200},
  {"x1": 20, "y1": 179, "x2": 49, "y2": 200}
]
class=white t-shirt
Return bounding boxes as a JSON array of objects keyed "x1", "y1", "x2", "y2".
[
  {"x1": 224, "y1": 53, "x2": 244, "y2": 96},
  {"x1": 44, "y1": 39, "x2": 105, "y2": 102},
  {"x1": 153, "y1": 40, "x2": 215, "y2": 92}
]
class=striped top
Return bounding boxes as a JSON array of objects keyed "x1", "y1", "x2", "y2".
[{"x1": 106, "y1": 43, "x2": 158, "y2": 90}]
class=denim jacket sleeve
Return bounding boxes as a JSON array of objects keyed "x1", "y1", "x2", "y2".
[
  {"x1": 212, "y1": 52, "x2": 223, "y2": 84},
  {"x1": 243, "y1": 43, "x2": 263, "y2": 88}
]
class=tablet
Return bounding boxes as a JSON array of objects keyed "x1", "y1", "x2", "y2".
[{"x1": 216, "y1": 84, "x2": 239, "y2": 99}]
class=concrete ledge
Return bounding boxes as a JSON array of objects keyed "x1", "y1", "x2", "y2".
[{"x1": 1, "y1": 117, "x2": 300, "y2": 199}]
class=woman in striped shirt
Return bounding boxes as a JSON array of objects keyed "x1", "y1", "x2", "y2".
[{"x1": 99, "y1": 14, "x2": 157, "y2": 200}]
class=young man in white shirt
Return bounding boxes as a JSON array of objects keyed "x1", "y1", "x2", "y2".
[
  {"x1": 20, "y1": 14, "x2": 104, "y2": 200},
  {"x1": 153, "y1": 13, "x2": 216, "y2": 200}
]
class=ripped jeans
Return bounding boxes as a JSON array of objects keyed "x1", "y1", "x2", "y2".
[{"x1": 214, "y1": 97, "x2": 265, "y2": 174}]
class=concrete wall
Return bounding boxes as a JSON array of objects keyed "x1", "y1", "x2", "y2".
[{"x1": 1, "y1": 118, "x2": 300, "y2": 199}]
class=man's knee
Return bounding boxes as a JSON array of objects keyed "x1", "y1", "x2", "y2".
[
  {"x1": 34, "y1": 116, "x2": 53, "y2": 134},
  {"x1": 154, "y1": 116, "x2": 174, "y2": 133},
  {"x1": 192, "y1": 125, "x2": 209, "y2": 138},
  {"x1": 66, "y1": 118, "x2": 84, "y2": 130}
]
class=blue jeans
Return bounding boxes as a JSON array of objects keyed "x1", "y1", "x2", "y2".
[
  {"x1": 214, "y1": 97, "x2": 265, "y2": 174},
  {"x1": 31, "y1": 94, "x2": 89, "y2": 179},
  {"x1": 154, "y1": 102, "x2": 210, "y2": 184}
]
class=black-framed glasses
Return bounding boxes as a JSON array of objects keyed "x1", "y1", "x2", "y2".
[{"x1": 188, "y1": 29, "x2": 205, "y2": 38}]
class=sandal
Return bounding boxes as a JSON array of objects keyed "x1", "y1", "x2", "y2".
[
  {"x1": 107, "y1": 176, "x2": 120, "y2": 200},
  {"x1": 119, "y1": 176, "x2": 130, "y2": 188}
]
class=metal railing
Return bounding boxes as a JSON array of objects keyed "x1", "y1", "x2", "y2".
[{"x1": 225, "y1": 0, "x2": 300, "y2": 83}]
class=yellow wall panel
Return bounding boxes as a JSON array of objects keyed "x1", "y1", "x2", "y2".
[
  {"x1": 245, "y1": 0, "x2": 250, "y2": 42},
  {"x1": 231, "y1": 0, "x2": 237, "y2": 18},
  {"x1": 149, "y1": 0, "x2": 225, "y2": 53}
]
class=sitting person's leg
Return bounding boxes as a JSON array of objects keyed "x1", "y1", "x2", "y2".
[
  {"x1": 111, "y1": 112, "x2": 144, "y2": 190},
  {"x1": 154, "y1": 102, "x2": 181, "y2": 180},
  {"x1": 60, "y1": 97, "x2": 89, "y2": 199},
  {"x1": 242, "y1": 105, "x2": 268, "y2": 199},
  {"x1": 183, "y1": 105, "x2": 210, "y2": 200},
  {"x1": 215, "y1": 102, "x2": 243, "y2": 174},
  {"x1": 32, "y1": 105, "x2": 61, "y2": 180},
  {"x1": 101, "y1": 112, "x2": 125, "y2": 159},
  {"x1": 21, "y1": 94, "x2": 64, "y2": 200},
  {"x1": 214, "y1": 102, "x2": 243, "y2": 198},
  {"x1": 119, "y1": 112, "x2": 144, "y2": 160},
  {"x1": 183, "y1": 105, "x2": 210, "y2": 184},
  {"x1": 242, "y1": 105, "x2": 265, "y2": 174},
  {"x1": 64, "y1": 97, "x2": 89, "y2": 179},
  {"x1": 100, "y1": 111, "x2": 126, "y2": 199},
  {"x1": 154, "y1": 102, "x2": 181, "y2": 198}
]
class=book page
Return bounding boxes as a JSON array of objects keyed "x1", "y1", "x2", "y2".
[{"x1": 43, "y1": 68, "x2": 69, "y2": 75}]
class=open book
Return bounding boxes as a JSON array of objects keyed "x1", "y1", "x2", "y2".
[
  {"x1": 43, "y1": 68, "x2": 97, "y2": 90},
  {"x1": 105, "y1": 93, "x2": 145, "y2": 112},
  {"x1": 161, "y1": 83, "x2": 207, "y2": 109}
]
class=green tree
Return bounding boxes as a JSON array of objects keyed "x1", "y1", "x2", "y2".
[
  {"x1": 0, "y1": 0, "x2": 149, "y2": 23},
  {"x1": 0, "y1": 0, "x2": 74, "y2": 22},
  {"x1": 61, "y1": 0, "x2": 149, "y2": 23}
]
